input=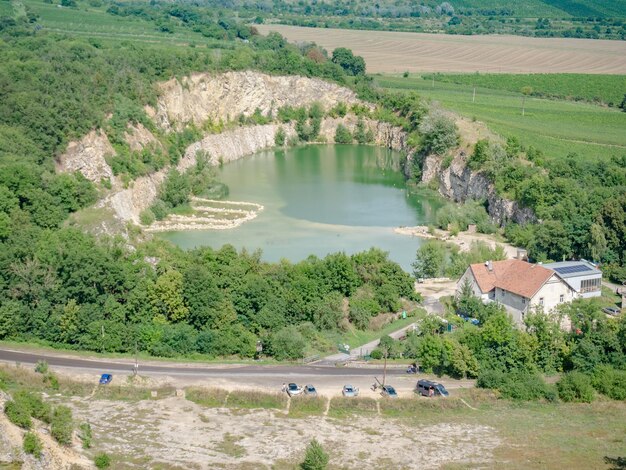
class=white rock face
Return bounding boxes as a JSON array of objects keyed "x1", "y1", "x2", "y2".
[
  {"x1": 153, "y1": 71, "x2": 364, "y2": 131},
  {"x1": 55, "y1": 130, "x2": 114, "y2": 182}
]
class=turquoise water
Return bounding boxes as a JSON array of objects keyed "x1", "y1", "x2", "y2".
[{"x1": 159, "y1": 145, "x2": 443, "y2": 271}]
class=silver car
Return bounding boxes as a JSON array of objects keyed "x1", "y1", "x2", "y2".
[{"x1": 342, "y1": 384, "x2": 359, "y2": 397}]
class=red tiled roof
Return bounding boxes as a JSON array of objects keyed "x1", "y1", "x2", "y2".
[{"x1": 469, "y1": 259, "x2": 555, "y2": 299}]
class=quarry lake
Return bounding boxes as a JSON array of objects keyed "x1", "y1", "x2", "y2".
[{"x1": 159, "y1": 145, "x2": 443, "y2": 271}]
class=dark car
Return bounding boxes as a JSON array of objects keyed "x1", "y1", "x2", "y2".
[
  {"x1": 381, "y1": 385, "x2": 398, "y2": 398},
  {"x1": 416, "y1": 379, "x2": 448, "y2": 397},
  {"x1": 303, "y1": 384, "x2": 317, "y2": 396},
  {"x1": 602, "y1": 306, "x2": 621, "y2": 316},
  {"x1": 99, "y1": 374, "x2": 112, "y2": 385}
]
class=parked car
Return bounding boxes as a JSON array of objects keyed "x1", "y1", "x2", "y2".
[
  {"x1": 303, "y1": 384, "x2": 317, "y2": 396},
  {"x1": 342, "y1": 385, "x2": 359, "y2": 397},
  {"x1": 457, "y1": 310, "x2": 480, "y2": 325},
  {"x1": 381, "y1": 385, "x2": 398, "y2": 398},
  {"x1": 602, "y1": 306, "x2": 621, "y2": 316},
  {"x1": 286, "y1": 383, "x2": 303, "y2": 396},
  {"x1": 99, "y1": 373, "x2": 112, "y2": 385},
  {"x1": 416, "y1": 379, "x2": 448, "y2": 397}
]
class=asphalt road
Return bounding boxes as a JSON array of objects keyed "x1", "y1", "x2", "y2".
[{"x1": 0, "y1": 348, "x2": 404, "y2": 378}]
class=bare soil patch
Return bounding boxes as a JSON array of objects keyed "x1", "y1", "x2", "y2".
[
  {"x1": 66, "y1": 395, "x2": 499, "y2": 469},
  {"x1": 256, "y1": 25, "x2": 626, "y2": 74}
]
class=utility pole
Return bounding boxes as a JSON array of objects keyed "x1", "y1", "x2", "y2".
[
  {"x1": 133, "y1": 340, "x2": 139, "y2": 377},
  {"x1": 383, "y1": 349, "x2": 388, "y2": 386},
  {"x1": 101, "y1": 325, "x2": 105, "y2": 354},
  {"x1": 432, "y1": 74, "x2": 435, "y2": 88},
  {"x1": 472, "y1": 87, "x2": 476, "y2": 103}
]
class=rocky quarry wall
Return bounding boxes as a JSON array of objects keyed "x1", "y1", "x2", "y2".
[
  {"x1": 421, "y1": 152, "x2": 536, "y2": 225},
  {"x1": 56, "y1": 70, "x2": 534, "y2": 227}
]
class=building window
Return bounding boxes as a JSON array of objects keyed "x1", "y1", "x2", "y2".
[
  {"x1": 580, "y1": 278, "x2": 601, "y2": 293},
  {"x1": 559, "y1": 294, "x2": 564, "y2": 303},
  {"x1": 522, "y1": 298, "x2": 525, "y2": 304},
  {"x1": 539, "y1": 297, "x2": 544, "y2": 306}
]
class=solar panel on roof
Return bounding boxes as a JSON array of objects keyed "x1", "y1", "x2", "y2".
[{"x1": 554, "y1": 265, "x2": 592, "y2": 275}]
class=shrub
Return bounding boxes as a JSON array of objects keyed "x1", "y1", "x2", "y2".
[
  {"x1": 370, "y1": 348, "x2": 383, "y2": 360},
  {"x1": 23, "y1": 432, "x2": 43, "y2": 458},
  {"x1": 4, "y1": 400, "x2": 32, "y2": 429},
  {"x1": 591, "y1": 365, "x2": 626, "y2": 400},
  {"x1": 150, "y1": 199, "x2": 169, "y2": 220},
  {"x1": 94, "y1": 453, "x2": 111, "y2": 469},
  {"x1": 334, "y1": 124, "x2": 353, "y2": 144},
  {"x1": 478, "y1": 370, "x2": 553, "y2": 401},
  {"x1": 139, "y1": 209, "x2": 155, "y2": 225},
  {"x1": 13, "y1": 391, "x2": 51, "y2": 423},
  {"x1": 300, "y1": 439, "x2": 329, "y2": 470},
  {"x1": 268, "y1": 326, "x2": 306, "y2": 360},
  {"x1": 79, "y1": 422, "x2": 92, "y2": 449},
  {"x1": 51, "y1": 406, "x2": 73, "y2": 445},
  {"x1": 557, "y1": 371, "x2": 594, "y2": 403},
  {"x1": 34, "y1": 360, "x2": 48, "y2": 374},
  {"x1": 274, "y1": 127, "x2": 286, "y2": 146}
]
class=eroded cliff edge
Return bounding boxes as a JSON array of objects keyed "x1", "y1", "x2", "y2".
[{"x1": 56, "y1": 70, "x2": 534, "y2": 229}]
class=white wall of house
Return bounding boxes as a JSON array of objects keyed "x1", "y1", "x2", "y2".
[
  {"x1": 493, "y1": 274, "x2": 576, "y2": 324},
  {"x1": 529, "y1": 275, "x2": 576, "y2": 313},
  {"x1": 456, "y1": 269, "x2": 491, "y2": 302}
]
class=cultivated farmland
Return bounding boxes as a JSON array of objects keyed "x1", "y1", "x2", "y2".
[
  {"x1": 376, "y1": 74, "x2": 626, "y2": 161},
  {"x1": 255, "y1": 24, "x2": 626, "y2": 74}
]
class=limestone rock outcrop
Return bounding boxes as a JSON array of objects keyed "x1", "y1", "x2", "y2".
[
  {"x1": 55, "y1": 129, "x2": 114, "y2": 182},
  {"x1": 152, "y1": 71, "x2": 364, "y2": 131},
  {"x1": 421, "y1": 152, "x2": 536, "y2": 225}
]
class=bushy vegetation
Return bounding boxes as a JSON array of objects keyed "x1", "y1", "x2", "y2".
[
  {"x1": 557, "y1": 371, "x2": 594, "y2": 402},
  {"x1": 300, "y1": 439, "x2": 329, "y2": 470},
  {"x1": 412, "y1": 240, "x2": 506, "y2": 280},
  {"x1": 50, "y1": 405, "x2": 73, "y2": 445},
  {"x1": 23, "y1": 432, "x2": 43, "y2": 458},
  {"x1": 94, "y1": 453, "x2": 111, "y2": 469}
]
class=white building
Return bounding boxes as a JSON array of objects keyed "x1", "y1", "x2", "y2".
[
  {"x1": 456, "y1": 259, "x2": 599, "y2": 324},
  {"x1": 542, "y1": 260, "x2": 602, "y2": 299}
]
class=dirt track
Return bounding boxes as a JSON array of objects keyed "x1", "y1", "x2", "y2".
[{"x1": 256, "y1": 25, "x2": 626, "y2": 74}]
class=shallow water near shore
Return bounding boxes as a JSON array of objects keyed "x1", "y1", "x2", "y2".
[{"x1": 159, "y1": 145, "x2": 444, "y2": 271}]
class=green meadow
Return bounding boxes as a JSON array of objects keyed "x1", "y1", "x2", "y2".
[{"x1": 375, "y1": 74, "x2": 626, "y2": 162}]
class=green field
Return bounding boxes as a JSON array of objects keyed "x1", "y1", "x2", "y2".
[
  {"x1": 423, "y1": 73, "x2": 626, "y2": 107},
  {"x1": 376, "y1": 74, "x2": 626, "y2": 161},
  {"x1": 20, "y1": 0, "x2": 229, "y2": 47}
]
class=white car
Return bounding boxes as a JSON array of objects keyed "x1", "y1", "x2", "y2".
[{"x1": 286, "y1": 383, "x2": 303, "y2": 396}]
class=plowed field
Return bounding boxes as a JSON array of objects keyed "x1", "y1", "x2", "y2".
[{"x1": 256, "y1": 24, "x2": 626, "y2": 74}]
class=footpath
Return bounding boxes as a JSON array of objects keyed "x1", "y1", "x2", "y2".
[{"x1": 315, "y1": 295, "x2": 444, "y2": 366}]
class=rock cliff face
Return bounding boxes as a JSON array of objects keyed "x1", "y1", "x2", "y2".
[
  {"x1": 152, "y1": 71, "x2": 363, "y2": 131},
  {"x1": 57, "y1": 71, "x2": 532, "y2": 229},
  {"x1": 421, "y1": 153, "x2": 536, "y2": 225},
  {"x1": 55, "y1": 130, "x2": 114, "y2": 182}
]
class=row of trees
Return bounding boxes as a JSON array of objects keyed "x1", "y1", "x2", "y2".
[
  {"x1": 373, "y1": 295, "x2": 626, "y2": 400},
  {"x1": 0, "y1": 203, "x2": 415, "y2": 357}
]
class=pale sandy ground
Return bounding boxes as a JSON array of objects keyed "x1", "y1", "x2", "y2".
[
  {"x1": 256, "y1": 24, "x2": 626, "y2": 74},
  {"x1": 63, "y1": 395, "x2": 499, "y2": 469}
]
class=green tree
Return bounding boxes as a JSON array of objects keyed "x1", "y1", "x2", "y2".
[
  {"x1": 334, "y1": 124, "x2": 353, "y2": 144},
  {"x1": 268, "y1": 326, "x2": 306, "y2": 360},
  {"x1": 418, "y1": 110, "x2": 458, "y2": 155},
  {"x1": 300, "y1": 439, "x2": 329, "y2": 470},
  {"x1": 412, "y1": 241, "x2": 446, "y2": 279},
  {"x1": 149, "y1": 270, "x2": 189, "y2": 323},
  {"x1": 331, "y1": 48, "x2": 365, "y2": 76}
]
